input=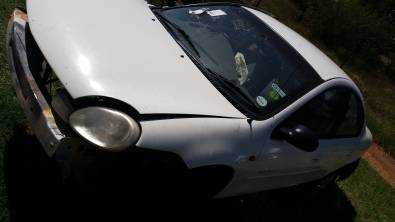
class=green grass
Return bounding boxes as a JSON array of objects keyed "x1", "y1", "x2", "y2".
[
  {"x1": 0, "y1": 0, "x2": 25, "y2": 221},
  {"x1": 0, "y1": 0, "x2": 394, "y2": 221},
  {"x1": 339, "y1": 161, "x2": 395, "y2": 222},
  {"x1": 352, "y1": 71, "x2": 395, "y2": 157}
]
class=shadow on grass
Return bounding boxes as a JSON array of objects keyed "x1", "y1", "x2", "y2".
[{"x1": 3, "y1": 124, "x2": 356, "y2": 222}]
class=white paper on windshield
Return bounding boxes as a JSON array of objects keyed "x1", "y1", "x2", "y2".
[
  {"x1": 207, "y1": 10, "x2": 227, "y2": 17},
  {"x1": 189, "y1": 9, "x2": 207, "y2": 15}
]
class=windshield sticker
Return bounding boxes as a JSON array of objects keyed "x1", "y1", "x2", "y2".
[
  {"x1": 207, "y1": 10, "x2": 227, "y2": 17},
  {"x1": 256, "y1": 96, "x2": 268, "y2": 107},
  {"x1": 235, "y1": 52, "x2": 249, "y2": 85},
  {"x1": 269, "y1": 90, "x2": 280, "y2": 101},
  {"x1": 271, "y1": 82, "x2": 286, "y2": 98}
]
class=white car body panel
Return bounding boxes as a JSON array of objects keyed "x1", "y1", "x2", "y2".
[
  {"x1": 27, "y1": 0, "x2": 245, "y2": 118},
  {"x1": 136, "y1": 78, "x2": 372, "y2": 197},
  {"x1": 137, "y1": 79, "x2": 372, "y2": 197},
  {"x1": 14, "y1": 2, "x2": 372, "y2": 198},
  {"x1": 245, "y1": 7, "x2": 350, "y2": 81},
  {"x1": 218, "y1": 79, "x2": 372, "y2": 197}
]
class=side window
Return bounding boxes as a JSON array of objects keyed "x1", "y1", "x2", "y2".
[{"x1": 281, "y1": 87, "x2": 364, "y2": 138}]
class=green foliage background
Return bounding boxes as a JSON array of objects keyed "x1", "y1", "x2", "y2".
[{"x1": 293, "y1": 0, "x2": 394, "y2": 79}]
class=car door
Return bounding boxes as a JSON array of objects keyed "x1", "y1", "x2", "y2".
[
  {"x1": 257, "y1": 85, "x2": 365, "y2": 189},
  {"x1": 296, "y1": 87, "x2": 365, "y2": 172}
]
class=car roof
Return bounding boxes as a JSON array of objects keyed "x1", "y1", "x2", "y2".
[{"x1": 244, "y1": 7, "x2": 351, "y2": 81}]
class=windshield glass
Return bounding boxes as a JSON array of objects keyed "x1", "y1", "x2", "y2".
[{"x1": 158, "y1": 5, "x2": 322, "y2": 119}]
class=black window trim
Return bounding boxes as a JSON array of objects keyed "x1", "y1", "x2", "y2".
[{"x1": 151, "y1": 2, "x2": 274, "y2": 17}]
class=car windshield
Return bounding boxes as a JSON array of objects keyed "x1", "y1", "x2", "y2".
[{"x1": 157, "y1": 5, "x2": 322, "y2": 119}]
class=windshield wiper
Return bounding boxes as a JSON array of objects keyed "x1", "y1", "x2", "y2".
[
  {"x1": 205, "y1": 68, "x2": 258, "y2": 107},
  {"x1": 155, "y1": 12, "x2": 201, "y2": 57},
  {"x1": 155, "y1": 11, "x2": 258, "y2": 110}
]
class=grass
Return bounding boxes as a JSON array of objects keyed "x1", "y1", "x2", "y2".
[
  {"x1": 0, "y1": 0, "x2": 24, "y2": 221},
  {"x1": 0, "y1": 0, "x2": 394, "y2": 221},
  {"x1": 354, "y1": 72, "x2": 395, "y2": 157},
  {"x1": 339, "y1": 161, "x2": 395, "y2": 222}
]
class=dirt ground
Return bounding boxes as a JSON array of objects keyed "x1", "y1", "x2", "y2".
[{"x1": 363, "y1": 144, "x2": 395, "y2": 188}]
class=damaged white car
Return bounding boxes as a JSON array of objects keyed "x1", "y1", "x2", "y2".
[{"x1": 7, "y1": 1, "x2": 372, "y2": 198}]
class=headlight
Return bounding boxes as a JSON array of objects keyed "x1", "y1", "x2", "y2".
[{"x1": 69, "y1": 107, "x2": 140, "y2": 151}]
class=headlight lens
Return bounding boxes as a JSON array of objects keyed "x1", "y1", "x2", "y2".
[{"x1": 69, "y1": 107, "x2": 140, "y2": 151}]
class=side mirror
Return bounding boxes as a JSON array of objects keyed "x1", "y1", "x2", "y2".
[{"x1": 273, "y1": 125, "x2": 319, "y2": 152}]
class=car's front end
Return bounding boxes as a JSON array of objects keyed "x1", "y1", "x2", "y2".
[
  {"x1": 6, "y1": 5, "x2": 240, "y2": 198},
  {"x1": 7, "y1": 1, "x2": 372, "y2": 199}
]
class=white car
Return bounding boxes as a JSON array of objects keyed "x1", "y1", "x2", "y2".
[{"x1": 7, "y1": 1, "x2": 372, "y2": 198}]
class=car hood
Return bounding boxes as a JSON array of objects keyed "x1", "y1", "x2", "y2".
[{"x1": 27, "y1": 0, "x2": 245, "y2": 118}]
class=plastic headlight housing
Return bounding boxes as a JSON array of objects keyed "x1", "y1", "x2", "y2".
[{"x1": 69, "y1": 107, "x2": 140, "y2": 151}]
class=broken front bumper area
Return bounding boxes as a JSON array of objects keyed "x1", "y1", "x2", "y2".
[{"x1": 7, "y1": 9, "x2": 67, "y2": 157}]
